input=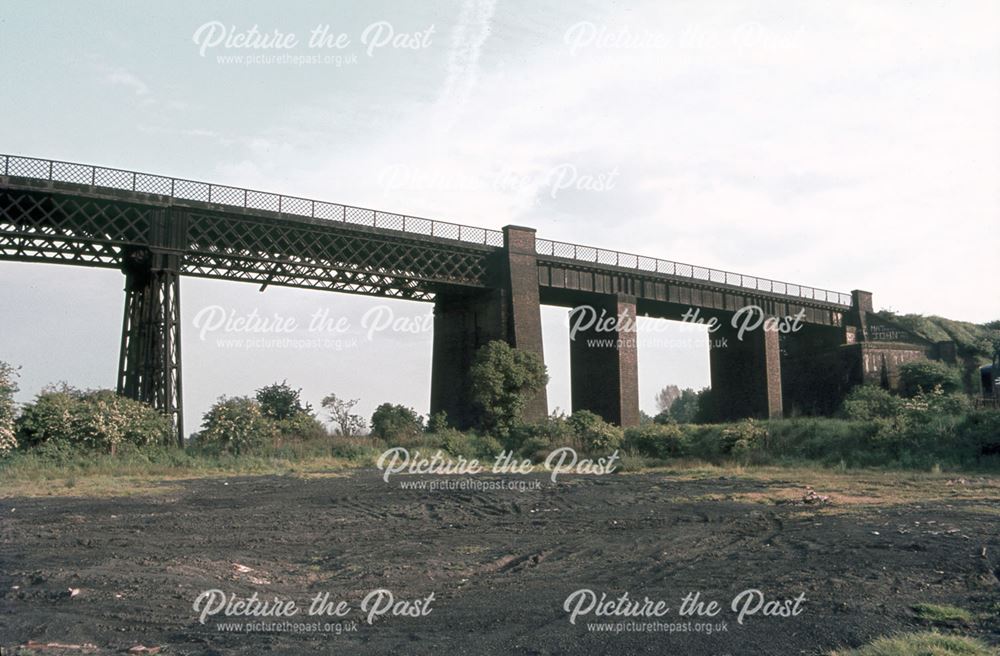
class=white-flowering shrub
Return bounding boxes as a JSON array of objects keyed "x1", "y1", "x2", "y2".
[
  {"x1": 0, "y1": 362, "x2": 17, "y2": 456},
  {"x1": 16, "y1": 386, "x2": 171, "y2": 453}
]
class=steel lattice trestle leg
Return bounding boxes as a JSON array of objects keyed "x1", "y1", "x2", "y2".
[{"x1": 117, "y1": 252, "x2": 184, "y2": 445}]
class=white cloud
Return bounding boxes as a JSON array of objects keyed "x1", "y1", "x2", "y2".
[
  {"x1": 105, "y1": 68, "x2": 150, "y2": 96},
  {"x1": 435, "y1": 0, "x2": 497, "y2": 130}
]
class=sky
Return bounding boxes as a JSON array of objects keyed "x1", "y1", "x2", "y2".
[{"x1": 1, "y1": 1, "x2": 998, "y2": 433}]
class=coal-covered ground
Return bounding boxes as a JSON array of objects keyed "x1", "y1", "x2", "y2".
[{"x1": 1, "y1": 470, "x2": 998, "y2": 654}]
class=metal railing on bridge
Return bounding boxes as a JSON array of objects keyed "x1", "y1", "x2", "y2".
[
  {"x1": 536, "y1": 238, "x2": 852, "y2": 306},
  {"x1": 2, "y1": 153, "x2": 853, "y2": 307},
  {"x1": 1, "y1": 154, "x2": 505, "y2": 248}
]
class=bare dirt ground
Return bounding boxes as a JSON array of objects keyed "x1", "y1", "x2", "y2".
[{"x1": 1, "y1": 469, "x2": 998, "y2": 655}]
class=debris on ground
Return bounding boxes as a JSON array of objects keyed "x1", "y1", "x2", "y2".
[{"x1": 802, "y1": 486, "x2": 830, "y2": 505}]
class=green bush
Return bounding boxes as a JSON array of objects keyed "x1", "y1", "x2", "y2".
[
  {"x1": 329, "y1": 437, "x2": 381, "y2": 461},
  {"x1": 21, "y1": 437, "x2": 90, "y2": 463},
  {"x1": 955, "y1": 410, "x2": 1000, "y2": 457},
  {"x1": 762, "y1": 418, "x2": 878, "y2": 465},
  {"x1": 567, "y1": 410, "x2": 623, "y2": 453},
  {"x1": 721, "y1": 418, "x2": 768, "y2": 457},
  {"x1": 195, "y1": 396, "x2": 276, "y2": 455},
  {"x1": 677, "y1": 424, "x2": 730, "y2": 460},
  {"x1": 370, "y1": 403, "x2": 424, "y2": 442},
  {"x1": 436, "y1": 428, "x2": 504, "y2": 462},
  {"x1": 506, "y1": 415, "x2": 576, "y2": 459},
  {"x1": 842, "y1": 385, "x2": 903, "y2": 420},
  {"x1": 623, "y1": 423, "x2": 686, "y2": 458},
  {"x1": 438, "y1": 429, "x2": 479, "y2": 459},
  {"x1": 899, "y1": 360, "x2": 962, "y2": 397},
  {"x1": 837, "y1": 383, "x2": 972, "y2": 466},
  {"x1": 275, "y1": 411, "x2": 328, "y2": 441},
  {"x1": 472, "y1": 433, "x2": 504, "y2": 459},
  {"x1": 424, "y1": 428, "x2": 502, "y2": 461},
  {"x1": 731, "y1": 411, "x2": 993, "y2": 469},
  {"x1": 16, "y1": 387, "x2": 171, "y2": 454}
]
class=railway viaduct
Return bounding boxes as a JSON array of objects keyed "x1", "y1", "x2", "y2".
[{"x1": 1, "y1": 155, "x2": 891, "y2": 441}]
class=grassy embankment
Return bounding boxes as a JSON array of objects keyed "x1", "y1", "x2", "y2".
[{"x1": 2, "y1": 417, "x2": 998, "y2": 499}]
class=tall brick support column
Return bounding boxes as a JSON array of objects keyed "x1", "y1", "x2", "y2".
[
  {"x1": 430, "y1": 289, "x2": 505, "y2": 429},
  {"x1": 501, "y1": 225, "x2": 548, "y2": 423},
  {"x1": 429, "y1": 225, "x2": 548, "y2": 429},
  {"x1": 846, "y1": 289, "x2": 874, "y2": 343},
  {"x1": 569, "y1": 294, "x2": 640, "y2": 427},
  {"x1": 709, "y1": 320, "x2": 783, "y2": 420}
]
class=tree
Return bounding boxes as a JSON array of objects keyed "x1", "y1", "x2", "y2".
[
  {"x1": 667, "y1": 388, "x2": 702, "y2": 424},
  {"x1": 692, "y1": 388, "x2": 718, "y2": 423},
  {"x1": 655, "y1": 385, "x2": 681, "y2": 413},
  {"x1": 370, "y1": 403, "x2": 423, "y2": 441},
  {"x1": 321, "y1": 393, "x2": 366, "y2": 437},
  {"x1": 0, "y1": 362, "x2": 18, "y2": 455},
  {"x1": 255, "y1": 380, "x2": 311, "y2": 420},
  {"x1": 469, "y1": 340, "x2": 549, "y2": 436},
  {"x1": 426, "y1": 410, "x2": 450, "y2": 433}
]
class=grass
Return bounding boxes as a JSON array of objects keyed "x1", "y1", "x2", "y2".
[
  {"x1": 912, "y1": 604, "x2": 975, "y2": 624},
  {"x1": 831, "y1": 631, "x2": 997, "y2": 656},
  {"x1": 3, "y1": 442, "x2": 1000, "y2": 504},
  {"x1": 0, "y1": 439, "x2": 375, "y2": 497},
  {"x1": 1, "y1": 418, "x2": 998, "y2": 500},
  {"x1": 624, "y1": 460, "x2": 1000, "y2": 508},
  {"x1": 671, "y1": 414, "x2": 1000, "y2": 471}
]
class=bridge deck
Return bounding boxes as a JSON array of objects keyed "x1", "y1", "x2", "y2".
[{"x1": 0, "y1": 153, "x2": 851, "y2": 310}]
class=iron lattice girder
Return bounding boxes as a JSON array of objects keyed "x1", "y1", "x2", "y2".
[
  {"x1": 183, "y1": 210, "x2": 493, "y2": 293},
  {"x1": 117, "y1": 260, "x2": 183, "y2": 444},
  {"x1": 0, "y1": 187, "x2": 496, "y2": 297},
  {"x1": 182, "y1": 255, "x2": 435, "y2": 300},
  {"x1": 0, "y1": 189, "x2": 149, "y2": 267}
]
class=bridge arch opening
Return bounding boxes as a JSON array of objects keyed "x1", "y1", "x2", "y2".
[
  {"x1": 0, "y1": 262, "x2": 123, "y2": 406},
  {"x1": 181, "y1": 277, "x2": 435, "y2": 437},
  {"x1": 0, "y1": 259, "x2": 439, "y2": 441},
  {"x1": 539, "y1": 305, "x2": 572, "y2": 415},
  {"x1": 634, "y1": 314, "x2": 711, "y2": 421},
  {"x1": 540, "y1": 299, "x2": 712, "y2": 424},
  {"x1": 542, "y1": 305, "x2": 711, "y2": 417}
]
